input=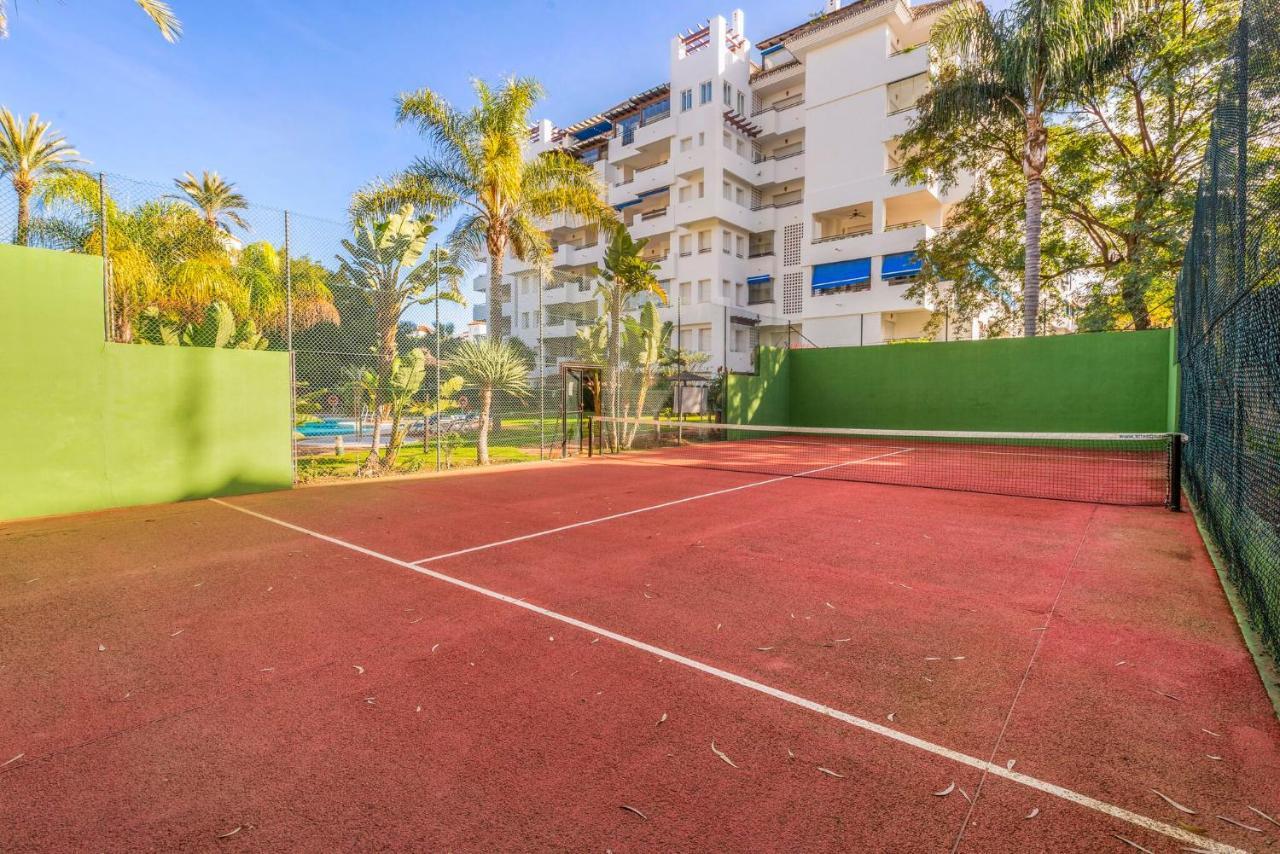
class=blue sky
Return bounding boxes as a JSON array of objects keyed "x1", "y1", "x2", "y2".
[{"x1": 1, "y1": 0, "x2": 993, "y2": 324}]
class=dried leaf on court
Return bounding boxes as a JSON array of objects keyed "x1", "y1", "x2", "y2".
[
  {"x1": 951, "y1": 656, "x2": 966, "y2": 661},
  {"x1": 1206, "y1": 755, "x2": 1222, "y2": 761},
  {"x1": 409, "y1": 618, "x2": 422, "y2": 624},
  {"x1": 2, "y1": 754, "x2": 24, "y2": 768},
  {"x1": 217, "y1": 826, "x2": 242, "y2": 839},
  {"x1": 715, "y1": 623, "x2": 722, "y2": 630},
  {"x1": 756, "y1": 646, "x2": 774, "y2": 651},
  {"x1": 1216, "y1": 815, "x2": 1263, "y2": 833},
  {"x1": 431, "y1": 644, "x2": 440, "y2": 653},
  {"x1": 170, "y1": 629, "x2": 184, "y2": 637},
  {"x1": 711, "y1": 741, "x2": 739, "y2": 768},
  {"x1": 97, "y1": 643, "x2": 106, "y2": 652},
  {"x1": 959, "y1": 788, "x2": 971, "y2": 803},
  {"x1": 656, "y1": 712, "x2": 667, "y2": 726},
  {"x1": 1151, "y1": 789, "x2": 1197, "y2": 815},
  {"x1": 1201, "y1": 729, "x2": 1221, "y2": 737},
  {"x1": 887, "y1": 712, "x2": 896, "y2": 722},
  {"x1": 620, "y1": 805, "x2": 648, "y2": 820},
  {"x1": 353, "y1": 665, "x2": 365, "y2": 675},
  {"x1": 1025, "y1": 808, "x2": 1039, "y2": 819},
  {"x1": 415, "y1": 706, "x2": 422, "y2": 713},
  {"x1": 1111, "y1": 834, "x2": 1154, "y2": 852},
  {"x1": 1248, "y1": 806, "x2": 1280, "y2": 828},
  {"x1": 549, "y1": 636, "x2": 554, "y2": 641},
  {"x1": 787, "y1": 748, "x2": 795, "y2": 760},
  {"x1": 925, "y1": 656, "x2": 942, "y2": 661},
  {"x1": 590, "y1": 638, "x2": 600, "y2": 644},
  {"x1": 832, "y1": 638, "x2": 852, "y2": 644},
  {"x1": 817, "y1": 767, "x2": 844, "y2": 778},
  {"x1": 825, "y1": 602, "x2": 834, "y2": 609},
  {"x1": 933, "y1": 782, "x2": 955, "y2": 797}
]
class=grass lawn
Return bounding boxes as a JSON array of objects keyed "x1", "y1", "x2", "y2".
[{"x1": 297, "y1": 441, "x2": 541, "y2": 482}]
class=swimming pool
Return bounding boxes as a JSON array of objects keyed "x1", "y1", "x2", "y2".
[{"x1": 297, "y1": 419, "x2": 358, "y2": 438}]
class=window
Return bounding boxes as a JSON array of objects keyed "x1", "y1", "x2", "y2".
[
  {"x1": 697, "y1": 180, "x2": 705, "y2": 198},
  {"x1": 700, "y1": 81, "x2": 713, "y2": 104},
  {"x1": 697, "y1": 280, "x2": 711, "y2": 303},
  {"x1": 735, "y1": 186, "x2": 746, "y2": 206},
  {"x1": 722, "y1": 279, "x2": 732, "y2": 298},
  {"x1": 881, "y1": 251, "x2": 923, "y2": 284},
  {"x1": 736, "y1": 138, "x2": 746, "y2": 157},
  {"x1": 521, "y1": 312, "x2": 530, "y2": 329},
  {"x1": 722, "y1": 229, "x2": 732, "y2": 253},
  {"x1": 698, "y1": 230, "x2": 711, "y2": 253},
  {"x1": 679, "y1": 282, "x2": 692, "y2": 306},
  {"x1": 813, "y1": 258, "x2": 872, "y2": 294},
  {"x1": 722, "y1": 181, "x2": 732, "y2": 200},
  {"x1": 678, "y1": 185, "x2": 692, "y2": 203},
  {"x1": 735, "y1": 282, "x2": 746, "y2": 306},
  {"x1": 679, "y1": 234, "x2": 693, "y2": 256},
  {"x1": 732, "y1": 329, "x2": 748, "y2": 352},
  {"x1": 679, "y1": 136, "x2": 693, "y2": 153},
  {"x1": 698, "y1": 328, "x2": 712, "y2": 352},
  {"x1": 680, "y1": 88, "x2": 694, "y2": 112},
  {"x1": 697, "y1": 132, "x2": 706, "y2": 146},
  {"x1": 723, "y1": 131, "x2": 733, "y2": 150},
  {"x1": 887, "y1": 73, "x2": 931, "y2": 114},
  {"x1": 737, "y1": 91, "x2": 746, "y2": 115},
  {"x1": 736, "y1": 235, "x2": 745, "y2": 257},
  {"x1": 724, "y1": 81, "x2": 733, "y2": 106}
]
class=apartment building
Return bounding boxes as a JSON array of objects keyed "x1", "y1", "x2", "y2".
[{"x1": 478, "y1": 0, "x2": 975, "y2": 374}]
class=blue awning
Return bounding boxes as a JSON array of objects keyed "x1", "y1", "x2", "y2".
[
  {"x1": 747, "y1": 275, "x2": 773, "y2": 285},
  {"x1": 614, "y1": 198, "x2": 642, "y2": 211},
  {"x1": 761, "y1": 44, "x2": 786, "y2": 56},
  {"x1": 812, "y1": 259, "x2": 871, "y2": 291},
  {"x1": 882, "y1": 251, "x2": 923, "y2": 278},
  {"x1": 637, "y1": 186, "x2": 670, "y2": 199}
]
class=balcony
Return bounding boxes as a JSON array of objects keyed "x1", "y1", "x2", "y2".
[
  {"x1": 630, "y1": 207, "x2": 672, "y2": 240},
  {"x1": 750, "y1": 96, "x2": 806, "y2": 137},
  {"x1": 812, "y1": 229, "x2": 872, "y2": 245}
]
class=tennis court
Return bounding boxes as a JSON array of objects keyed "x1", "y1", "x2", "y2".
[{"x1": 3, "y1": 425, "x2": 1278, "y2": 853}]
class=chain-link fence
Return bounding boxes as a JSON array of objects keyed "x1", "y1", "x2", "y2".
[
  {"x1": 2, "y1": 170, "x2": 731, "y2": 480},
  {"x1": 1176, "y1": 0, "x2": 1280, "y2": 662}
]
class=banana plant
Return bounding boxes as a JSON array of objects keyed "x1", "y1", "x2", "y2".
[
  {"x1": 382, "y1": 348, "x2": 428, "y2": 468},
  {"x1": 621, "y1": 302, "x2": 671, "y2": 449},
  {"x1": 134, "y1": 300, "x2": 270, "y2": 349}
]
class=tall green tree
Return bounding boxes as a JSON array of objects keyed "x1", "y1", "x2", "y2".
[
  {"x1": 0, "y1": 109, "x2": 81, "y2": 246},
  {"x1": 444, "y1": 337, "x2": 531, "y2": 466},
  {"x1": 351, "y1": 76, "x2": 615, "y2": 340},
  {"x1": 172, "y1": 171, "x2": 250, "y2": 233},
  {"x1": 592, "y1": 226, "x2": 666, "y2": 449},
  {"x1": 903, "y1": 0, "x2": 1147, "y2": 336},
  {"x1": 0, "y1": 0, "x2": 180, "y2": 40},
  {"x1": 334, "y1": 204, "x2": 463, "y2": 476}
]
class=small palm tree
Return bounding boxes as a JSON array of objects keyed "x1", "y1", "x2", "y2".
[
  {"x1": 172, "y1": 171, "x2": 249, "y2": 233},
  {"x1": 908, "y1": 0, "x2": 1146, "y2": 336},
  {"x1": 0, "y1": 109, "x2": 82, "y2": 246},
  {"x1": 335, "y1": 205, "x2": 464, "y2": 475},
  {"x1": 0, "y1": 0, "x2": 180, "y2": 40},
  {"x1": 594, "y1": 226, "x2": 666, "y2": 449},
  {"x1": 445, "y1": 338, "x2": 531, "y2": 465},
  {"x1": 352, "y1": 76, "x2": 615, "y2": 340}
]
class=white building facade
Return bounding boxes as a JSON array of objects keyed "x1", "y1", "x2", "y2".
[{"x1": 479, "y1": 0, "x2": 975, "y2": 374}]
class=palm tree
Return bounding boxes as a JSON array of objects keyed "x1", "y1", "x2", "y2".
[
  {"x1": 445, "y1": 337, "x2": 531, "y2": 466},
  {"x1": 0, "y1": 0, "x2": 181, "y2": 41},
  {"x1": 593, "y1": 226, "x2": 666, "y2": 449},
  {"x1": 351, "y1": 76, "x2": 615, "y2": 340},
  {"x1": 172, "y1": 171, "x2": 250, "y2": 233},
  {"x1": 0, "y1": 109, "x2": 81, "y2": 246},
  {"x1": 334, "y1": 204, "x2": 464, "y2": 476},
  {"x1": 910, "y1": 0, "x2": 1146, "y2": 336}
]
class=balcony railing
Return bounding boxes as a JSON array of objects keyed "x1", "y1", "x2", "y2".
[
  {"x1": 634, "y1": 160, "x2": 670, "y2": 173},
  {"x1": 753, "y1": 147, "x2": 805, "y2": 164},
  {"x1": 812, "y1": 229, "x2": 872, "y2": 245},
  {"x1": 640, "y1": 207, "x2": 669, "y2": 221},
  {"x1": 751, "y1": 95, "x2": 805, "y2": 117},
  {"x1": 884, "y1": 220, "x2": 925, "y2": 232},
  {"x1": 748, "y1": 249, "x2": 775, "y2": 258}
]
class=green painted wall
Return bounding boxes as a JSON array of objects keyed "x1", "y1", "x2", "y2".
[
  {"x1": 729, "y1": 329, "x2": 1173, "y2": 433},
  {"x1": 727, "y1": 347, "x2": 790, "y2": 426},
  {"x1": 0, "y1": 245, "x2": 293, "y2": 522}
]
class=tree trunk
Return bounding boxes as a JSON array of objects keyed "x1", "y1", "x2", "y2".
[
  {"x1": 476, "y1": 386, "x2": 493, "y2": 465},
  {"x1": 383, "y1": 408, "x2": 406, "y2": 468},
  {"x1": 1120, "y1": 275, "x2": 1152, "y2": 330},
  {"x1": 357, "y1": 308, "x2": 398, "y2": 476},
  {"x1": 488, "y1": 250, "x2": 505, "y2": 343},
  {"x1": 607, "y1": 298, "x2": 623, "y2": 451},
  {"x1": 1023, "y1": 177, "x2": 1043, "y2": 337},
  {"x1": 14, "y1": 180, "x2": 32, "y2": 247}
]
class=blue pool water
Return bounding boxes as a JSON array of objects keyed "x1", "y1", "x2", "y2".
[{"x1": 297, "y1": 419, "x2": 358, "y2": 438}]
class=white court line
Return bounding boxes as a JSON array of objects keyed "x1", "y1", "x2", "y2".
[
  {"x1": 208, "y1": 496, "x2": 1244, "y2": 854},
  {"x1": 408, "y1": 449, "x2": 911, "y2": 565}
]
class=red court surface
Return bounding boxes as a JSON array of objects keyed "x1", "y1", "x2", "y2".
[{"x1": 2, "y1": 451, "x2": 1278, "y2": 852}]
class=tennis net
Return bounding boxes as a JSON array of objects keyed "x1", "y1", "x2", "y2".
[{"x1": 591, "y1": 417, "x2": 1184, "y2": 509}]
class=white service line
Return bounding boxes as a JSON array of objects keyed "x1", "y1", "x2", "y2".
[
  {"x1": 408, "y1": 449, "x2": 911, "y2": 565},
  {"x1": 208, "y1": 496, "x2": 1243, "y2": 854}
]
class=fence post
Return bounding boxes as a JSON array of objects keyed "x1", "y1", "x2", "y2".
[
  {"x1": 435, "y1": 248, "x2": 442, "y2": 473},
  {"x1": 538, "y1": 267, "x2": 546, "y2": 460},
  {"x1": 284, "y1": 211, "x2": 297, "y2": 483},
  {"x1": 98, "y1": 173, "x2": 111, "y2": 341}
]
